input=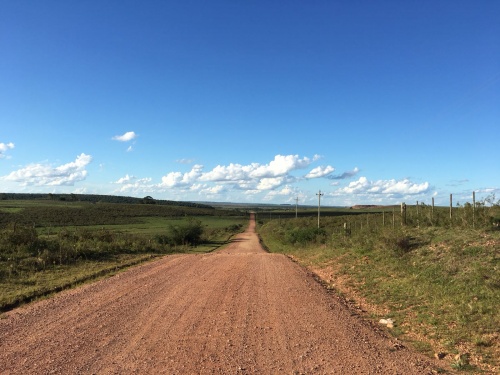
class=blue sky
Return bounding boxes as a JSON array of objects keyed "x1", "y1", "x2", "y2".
[{"x1": 1, "y1": 1, "x2": 499, "y2": 206}]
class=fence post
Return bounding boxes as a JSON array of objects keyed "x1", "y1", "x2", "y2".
[
  {"x1": 401, "y1": 202, "x2": 407, "y2": 226},
  {"x1": 472, "y1": 191, "x2": 476, "y2": 229},
  {"x1": 431, "y1": 197, "x2": 434, "y2": 225},
  {"x1": 416, "y1": 201, "x2": 419, "y2": 228},
  {"x1": 450, "y1": 194, "x2": 453, "y2": 223},
  {"x1": 392, "y1": 207, "x2": 395, "y2": 229}
]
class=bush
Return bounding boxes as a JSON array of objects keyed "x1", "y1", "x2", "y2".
[
  {"x1": 380, "y1": 230, "x2": 414, "y2": 255},
  {"x1": 285, "y1": 227, "x2": 327, "y2": 245},
  {"x1": 168, "y1": 219, "x2": 204, "y2": 246},
  {"x1": 0, "y1": 225, "x2": 39, "y2": 256}
]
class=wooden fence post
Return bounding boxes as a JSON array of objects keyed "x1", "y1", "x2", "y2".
[
  {"x1": 401, "y1": 202, "x2": 407, "y2": 226},
  {"x1": 416, "y1": 201, "x2": 420, "y2": 228},
  {"x1": 450, "y1": 194, "x2": 453, "y2": 222},
  {"x1": 472, "y1": 191, "x2": 476, "y2": 229},
  {"x1": 431, "y1": 197, "x2": 434, "y2": 225}
]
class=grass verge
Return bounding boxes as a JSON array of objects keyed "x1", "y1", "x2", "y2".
[
  {"x1": 258, "y1": 219, "x2": 499, "y2": 374},
  {"x1": 0, "y1": 254, "x2": 158, "y2": 311}
]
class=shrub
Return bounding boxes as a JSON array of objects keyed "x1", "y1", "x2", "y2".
[
  {"x1": 285, "y1": 227, "x2": 327, "y2": 245},
  {"x1": 168, "y1": 219, "x2": 204, "y2": 246},
  {"x1": 380, "y1": 230, "x2": 413, "y2": 255},
  {"x1": 0, "y1": 225, "x2": 39, "y2": 256}
]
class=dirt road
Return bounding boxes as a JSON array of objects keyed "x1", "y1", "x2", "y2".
[{"x1": 1, "y1": 215, "x2": 439, "y2": 374}]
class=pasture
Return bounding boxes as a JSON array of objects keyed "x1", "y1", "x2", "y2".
[{"x1": 0, "y1": 198, "x2": 247, "y2": 311}]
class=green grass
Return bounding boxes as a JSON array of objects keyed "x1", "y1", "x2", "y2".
[
  {"x1": 0, "y1": 254, "x2": 158, "y2": 310},
  {"x1": 258, "y1": 217, "x2": 499, "y2": 373},
  {"x1": 0, "y1": 200, "x2": 248, "y2": 312}
]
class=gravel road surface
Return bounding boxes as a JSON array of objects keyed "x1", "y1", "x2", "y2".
[{"x1": 0, "y1": 214, "x2": 439, "y2": 374}]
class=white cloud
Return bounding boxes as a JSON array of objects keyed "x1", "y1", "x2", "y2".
[
  {"x1": 126, "y1": 145, "x2": 133, "y2": 152},
  {"x1": 109, "y1": 154, "x2": 337, "y2": 200},
  {"x1": 3, "y1": 153, "x2": 92, "y2": 186},
  {"x1": 263, "y1": 185, "x2": 297, "y2": 200},
  {"x1": 199, "y1": 184, "x2": 225, "y2": 196},
  {"x1": 199, "y1": 154, "x2": 313, "y2": 185},
  {"x1": 157, "y1": 154, "x2": 321, "y2": 194},
  {"x1": 200, "y1": 163, "x2": 258, "y2": 182},
  {"x1": 160, "y1": 164, "x2": 203, "y2": 188},
  {"x1": 112, "y1": 131, "x2": 137, "y2": 142},
  {"x1": 305, "y1": 165, "x2": 335, "y2": 179},
  {"x1": 256, "y1": 176, "x2": 288, "y2": 190},
  {"x1": 114, "y1": 174, "x2": 136, "y2": 184},
  {"x1": 113, "y1": 177, "x2": 154, "y2": 194},
  {"x1": 334, "y1": 177, "x2": 430, "y2": 196},
  {"x1": 0, "y1": 142, "x2": 15, "y2": 159},
  {"x1": 249, "y1": 154, "x2": 313, "y2": 178}
]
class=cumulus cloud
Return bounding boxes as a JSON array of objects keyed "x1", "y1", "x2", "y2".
[
  {"x1": 3, "y1": 153, "x2": 92, "y2": 186},
  {"x1": 305, "y1": 165, "x2": 335, "y2": 179},
  {"x1": 198, "y1": 184, "x2": 226, "y2": 196},
  {"x1": 263, "y1": 185, "x2": 299, "y2": 201},
  {"x1": 335, "y1": 177, "x2": 430, "y2": 196},
  {"x1": 153, "y1": 154, "x2": 323, "y2": 194},
  {"x1": 113, "y1": 154, "x2": 336, "y2": 199},
  {"x1": 114, "y1": 174, "x2": 136, "y2": 184},
  {"x1": 113, "y1": 175, "x2": 153, "y2": 194},
  {"x1": 327, "y1": 167, "x2": 359, "y2": 180},
  {"x1": 0, "y1": 142, "x2": 15, "y2": 159},
  {"x1": 256, "y1": 176, "x2": 289, "y2": 191},
  {"x1": 248, "y1": 154, "x2": 313, "y2": 178},
  {"x1": 160, "y1": 164, "x2": 204, "y2": 188},
  {"x1": 112, "y1": 131, "x2": 137, "y2": 142}
]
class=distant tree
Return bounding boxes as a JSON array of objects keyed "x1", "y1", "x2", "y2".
[{"x1": 142, "y1": 196, "x2": 156, "y2": 204}]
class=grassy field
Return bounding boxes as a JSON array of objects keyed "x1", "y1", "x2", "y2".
[
  {"x1": 0, "y1": 199, "x2": 247, "y2": 312},
  {"x1": 257, "y1": 208, "x2": 499, "y2": 374}
]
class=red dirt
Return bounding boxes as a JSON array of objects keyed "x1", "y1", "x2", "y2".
[{"x1": 0, "y1": 214, "x2": 441, "y2": 374}]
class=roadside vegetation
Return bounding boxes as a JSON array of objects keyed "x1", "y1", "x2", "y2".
[
  {"x1": 0, "y1": 197, "x2": 247, "y2": 312},
  {"x1": 258, "y1": 196, "x2": 499, "y2": 373}
]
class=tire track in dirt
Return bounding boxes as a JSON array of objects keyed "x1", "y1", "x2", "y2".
[{"x1": 0, "y1": 214, "x2": 440, "y2": 374}]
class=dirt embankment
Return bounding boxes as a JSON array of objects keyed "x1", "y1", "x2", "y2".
[{"x1": 0, "y1": 214, "x2": 441, "y2": 374}]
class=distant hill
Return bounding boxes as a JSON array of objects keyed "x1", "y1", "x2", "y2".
[{"x1": 0, "y1": 193, "x2": 214, "y2": 209}]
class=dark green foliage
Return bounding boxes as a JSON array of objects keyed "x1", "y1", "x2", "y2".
[
  {"x1": 168, "y1": 219, "x2": 204, "y2": 246},
  {"x1": 0, "y1": 193, "x2": 214, "y2": 209},
  {"x1": 285, "y1": 227, "x2": 327, "y2": 245},
  {"x1": 226, "y1": 223, "x2": 243, "y2": 232},
  {"x1": 0, "y1": 200, "x2": 225, "y2": 229},
  {"x1": 380, "y1": 230, "x2": 415, "y2": 255}
]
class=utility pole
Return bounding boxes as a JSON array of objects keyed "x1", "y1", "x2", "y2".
[
  {"x1": 295, "y1": 196, "x2": 299, "y2": 218},
  {"x1": 316, "y1": 190, "x2": 324, "y2": 228}
]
